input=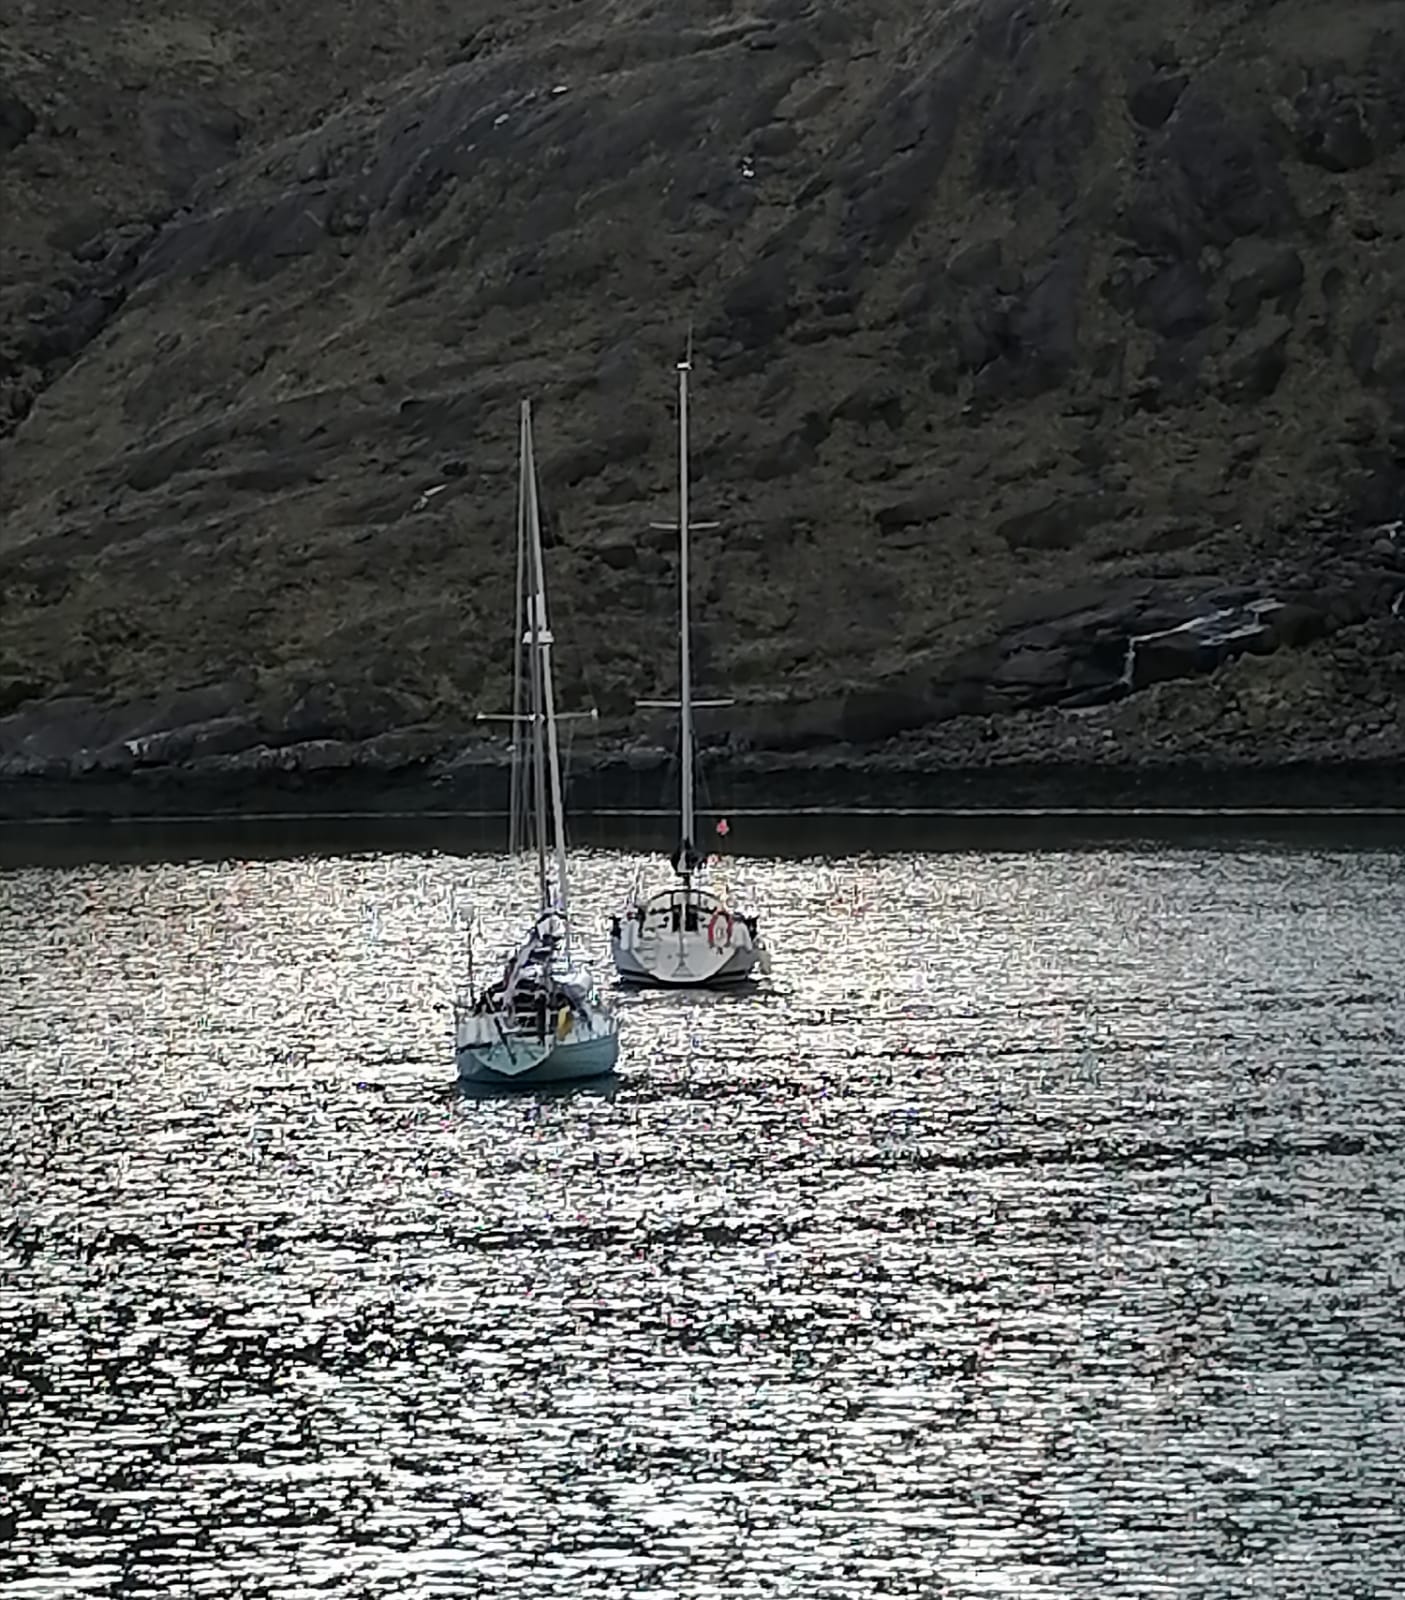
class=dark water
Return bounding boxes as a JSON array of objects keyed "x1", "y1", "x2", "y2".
[{"x1": 3, "y1": 825, "x2": 1404, "y2": 1598}]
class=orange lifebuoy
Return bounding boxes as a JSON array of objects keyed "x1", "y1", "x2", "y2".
[{"x1": 707, "y1": 909, "x2": 733, "y2": 949}]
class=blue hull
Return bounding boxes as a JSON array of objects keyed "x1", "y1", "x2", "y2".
[{"x1": 457, "y1": 1030, "x2": 620, "y2": 1087}]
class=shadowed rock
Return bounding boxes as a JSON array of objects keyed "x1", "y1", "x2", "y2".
[{"x1": 0, "y1": 87, "x2": 36, "y2": 155}]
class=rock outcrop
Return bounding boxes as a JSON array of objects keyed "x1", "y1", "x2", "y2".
[{"x1": 0, "y1": 0, "x2": 1401, "y2": 805}]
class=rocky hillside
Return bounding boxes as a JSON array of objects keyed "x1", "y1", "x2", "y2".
[{"x1": 0, "y1": 0, "x2": 1402, "y2": 799}]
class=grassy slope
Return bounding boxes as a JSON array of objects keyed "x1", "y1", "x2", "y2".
[{"x1": 0, "y1": 0, "x2": 1400, "y2": 760}]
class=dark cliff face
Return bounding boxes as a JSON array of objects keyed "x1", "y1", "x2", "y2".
[{"x1": 0, "y1": 0, "x2": 1402, "y2": 785}]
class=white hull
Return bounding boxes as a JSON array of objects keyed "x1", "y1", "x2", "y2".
[{"x1": 610, "y1": 923, "x2": 770, "y2": 988}]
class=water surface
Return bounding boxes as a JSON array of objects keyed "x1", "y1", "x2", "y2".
[{"x1": 2, "y1": 832, "x2": 1403, "y2": 1597}]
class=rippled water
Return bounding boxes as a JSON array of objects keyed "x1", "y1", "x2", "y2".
[{"x1": 3, "y1": 832, "x2": 1404, "y2": 1598}]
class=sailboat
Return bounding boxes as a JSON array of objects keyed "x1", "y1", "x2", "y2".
[
  {"x1": 455, "y1": 401, "x2": 621, "y2": 1085},
  {"x1": 609, "y1": 349, "x2": 771, "y2": 988}
]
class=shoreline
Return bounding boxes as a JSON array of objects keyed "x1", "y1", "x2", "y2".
[{"x1": 2, "y1": 756, "x2": 1403, "y2": 824}]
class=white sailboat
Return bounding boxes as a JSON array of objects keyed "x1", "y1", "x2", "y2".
[
  {"x1": 609, "y1": 349, "x2": 771, "y2": 988},
  {"x1": 455, "y1": 401, "x2": 621, "y2": 1084}
]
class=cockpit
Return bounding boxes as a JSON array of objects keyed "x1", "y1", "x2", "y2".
[
  {"x1": 636, "y1": 887, "x2": 721, "y2": 933},
  {"x1": 609, "y1": 887, "x2": 760, "y2": 944}
]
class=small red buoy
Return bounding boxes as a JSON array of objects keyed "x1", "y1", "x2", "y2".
[{"x1": 715, "y1": 817, "x2": 730, "y2": 836}]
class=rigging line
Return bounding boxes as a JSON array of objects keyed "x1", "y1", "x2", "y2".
[
  {"x1": 560, "y1": 714, "x2": 579, "y2": 820},
  {"x1": 525, "y1": 454, "x2": 607, "y2": 878}
]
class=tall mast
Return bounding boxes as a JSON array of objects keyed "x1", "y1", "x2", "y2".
[
  {"x1": 523, "y1": 405, "x2": 572, "y2": 953},
  {"x1": 522, "y1": 402, "x2": 550, "y2": 916},
  {"x1": 677, "y1": 349, "x2": 694, "y2": 873},
  {"x1": 508, "y1": 404, "x2": 528, "y2": 856},
  {"x1": 640, "y1": 342, "x2": 719, "y2": 883}
]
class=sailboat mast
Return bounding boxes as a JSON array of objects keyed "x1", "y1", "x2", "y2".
[
  {"x1": 523, "y1": 404, "x2": 572, "y2": 952},
  {"x1": 508, "y1": 404, "x2": 529, "y2": 856},
  {"x1": 522, "y1": 402, "x2": 550, "y2": 916},
  {"x1": 677, "y1": 353, "x2": 694, "y2": 871}
]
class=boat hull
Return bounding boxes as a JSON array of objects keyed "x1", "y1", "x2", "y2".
[
  {"x1": 457, "y1": 1028, "x2": 620, "y2": 1086},
  {"x1": 610, "y1": 934, "x2": 768, "y2": 988}
]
